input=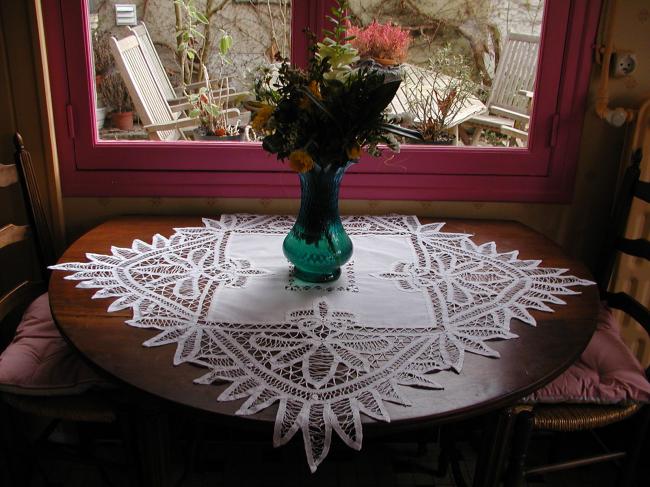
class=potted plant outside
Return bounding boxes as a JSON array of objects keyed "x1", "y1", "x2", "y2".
[
  {"x1": 175, "y1": 9, "x2": 242, "y2": 141},
  {"x1": 189, "y1": 62, "x2": 245, "y2": 141},
  {"x1": 189, "y1": 85, "x2": 244, "y2": 141},
  {"x1": 403, "y1": 44, "x2": 478, "y2": 145},
  {"x1": 99, "y1": 71, "x2": 135, "y2": 131},
  {"x1": 92, "y1": 33, "x2": 113, "y2": 129},
  {"x1": 348, "y1": 20, "x2": 410, "y2": 67}
]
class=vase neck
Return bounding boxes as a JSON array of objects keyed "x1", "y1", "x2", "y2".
[{"x1": 296, "y1": 164, "x2": 348, "y2": 229}]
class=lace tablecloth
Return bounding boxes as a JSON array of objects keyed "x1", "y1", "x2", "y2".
[{"x1": 51, "y1": 215, "x2": 593, "y2": 471}]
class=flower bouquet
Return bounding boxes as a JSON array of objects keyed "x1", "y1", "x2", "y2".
[{"x1": 249, "y1": 0, "x2": 421, "y2": 283}]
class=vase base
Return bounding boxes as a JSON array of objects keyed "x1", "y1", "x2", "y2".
[{"x1": 294, "y1": 267, "x2": 341, "y2": 283}]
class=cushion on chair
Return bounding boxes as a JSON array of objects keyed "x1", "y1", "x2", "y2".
[
  {"x1": 526, "y1": 303, "x2": 650, "y2": 404},
  {"x1": 0, "y1": 293, "x2": 109, "y2": 396}
]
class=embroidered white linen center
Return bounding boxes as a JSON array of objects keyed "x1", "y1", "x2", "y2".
[{"x1": 50, "y1": 215, "x2": 593, "y2": 471}]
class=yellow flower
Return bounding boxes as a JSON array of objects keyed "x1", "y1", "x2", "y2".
[
  {"x1": 252, "y1": 104, "x2": 274, "y2": 132},
  {"x1": 346, "y1": 144, "x2": 361, "y2": 160},
  {"x1": 288, "y1": 150, "x2": 315, "y2": 173},
  {"x1": 298, "y1": 95, "x2": 311, "y2": 110},
  {"x1": 308, "y1": 80, "x2": 322, "y2": 100}
]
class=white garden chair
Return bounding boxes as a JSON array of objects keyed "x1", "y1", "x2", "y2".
[
  {"x1": 462, "y1": 32, "x2": 540, "y2": 145},
  {"x1": 109, "y1": 33, "x2": 241, "y2": 141},
  {"x1": 128, "y1": 22, "x2": 248, "y2": 108}
]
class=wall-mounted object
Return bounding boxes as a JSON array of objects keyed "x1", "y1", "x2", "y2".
[
  {"x1": 115, "y1": 4, "x2": 137, "y2": 26},
  {"x1": 611, "y1": 51, "x2": 637, "y2": 78}
]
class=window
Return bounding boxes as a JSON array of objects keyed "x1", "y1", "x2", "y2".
[{"x1": 43, "y1": 0, "x2": 601, "y2": 201}]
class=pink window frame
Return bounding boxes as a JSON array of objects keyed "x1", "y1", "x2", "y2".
[{"x1": 43, "y1": 0, "x2": 601, "y2": 201}]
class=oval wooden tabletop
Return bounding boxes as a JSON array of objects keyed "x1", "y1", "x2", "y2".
[{"x1": 49, "y1": 216, "x2": 599, "y2": 431}]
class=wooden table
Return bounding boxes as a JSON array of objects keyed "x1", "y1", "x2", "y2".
[{"x1": 49, "y1": 216, "x2": 600, "y2": 486}]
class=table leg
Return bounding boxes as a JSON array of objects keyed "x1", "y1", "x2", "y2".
[{"x1": 473, "y1": 408, "x2": 515, "y2": 487}]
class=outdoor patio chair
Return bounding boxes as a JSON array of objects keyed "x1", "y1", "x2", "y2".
[
  {"x1": 109, "y1": 33, "x2": 242, "y2": 141},
  {"x1": 128, "y1": 22, "x2": 248, "y2": 108},
  {"x1": 461, "y1": 32, "x2": 540, "y2": 145}
]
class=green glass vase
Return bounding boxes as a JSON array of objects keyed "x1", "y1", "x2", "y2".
[{"x1": 283, "y1": 162, "x2": 353, "y2": 283}]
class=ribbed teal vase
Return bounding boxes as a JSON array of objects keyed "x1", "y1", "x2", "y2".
[{"x1": 283, "y1": 162, "x2": 353, "y2": 283}]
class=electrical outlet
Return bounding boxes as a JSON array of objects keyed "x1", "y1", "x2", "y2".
[{"x1": 612, "y1": 52, "x2": 637, "y2": 77}]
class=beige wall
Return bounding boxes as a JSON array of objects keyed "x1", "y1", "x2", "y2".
[{"x1": 4, "y1": 1, "x2": 648, "y2": 277}]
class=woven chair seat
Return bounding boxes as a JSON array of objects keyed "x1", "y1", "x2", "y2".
[
  {"x1": 1, "y1": 392, "x2": 116, "y2": 423},
  {"x1": 533, "y1": 402, "x2": 642, "y2": 432}
]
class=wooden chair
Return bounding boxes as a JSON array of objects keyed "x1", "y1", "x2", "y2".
[
  {"x1": 109, "y1": 33, "x2": 243, "y2": 141},
  {"x1": 504, "y1": 149, "x2": 650, "y2": 487},
  {"x1": 127, "y1": 22, "x2": 244, "y2": 107},
  {"x1": 462, "y1": 33, "x2": 539, "y2": 145},
  {"x1": 0, "y1": 134, "x2": 118, "y2": 485}
]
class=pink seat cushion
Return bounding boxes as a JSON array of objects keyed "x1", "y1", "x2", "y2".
[
  {"x1": 526, "y1": 303, "x2": 650, "y2": 404},
  {"x1": 0, "y1": 293, "x2": 109, "y2": 396}
]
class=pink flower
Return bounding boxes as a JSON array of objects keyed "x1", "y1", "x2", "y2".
[{"x1": 349, "y1": 21, "x2": 411, "y2": 63}]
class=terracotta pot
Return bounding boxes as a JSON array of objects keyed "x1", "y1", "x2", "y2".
[
  {"x1": 373, "y1": 57, "x2": 399, "y2": 66},
  {"x1": 193, "y1": 133, "x2": 242, "y2": 142},
  {"x1": 111, "y1": 111, "x2": 134, "y2": 131}
]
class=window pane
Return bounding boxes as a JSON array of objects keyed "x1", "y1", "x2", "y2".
[
  {"x1": 348, "y1": 0, "x2": 544, "y2": 148},
  {"x1": 88, "y1": 0, "x2": 291, "y2": 142}
]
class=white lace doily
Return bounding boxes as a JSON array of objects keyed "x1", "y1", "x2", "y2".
[{"x1": 50, "y1": 215, "x2": 593, "y2": 472}]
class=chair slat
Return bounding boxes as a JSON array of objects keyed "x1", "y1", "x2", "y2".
[
  {"x1": 596, "y1": 149, "x2": 643, "y2": 290},
  {"x1": 0, "y1": 164, "x2": 18, "y2": 187},
  {"x1": 635, "y1": 180, "x2": 650, "y2": 203},
  {"x1": 14, "y1": 133, "x2": 57, "y2": 270},
  {"x1": 618, "y1": 237, "x2": 650, "y2": 260},
  {"x1": 0, "y1": 224, "x2": 30, "y2": 250},
  {"x1": 489, "y1": 33, "x2": 539, "y2": 114},
  {"x1": 110, "y1": 35, "x2": 181, "y2": 141},
  {"x1": 0, "y1": 280, "x2": 45, "y2": 324},
  {"x1": 129, "y1": 23, "x2": 176, "y2": 102},
  {"x1": 606, "y1": 291, "x2": 650, "y2": 334}
]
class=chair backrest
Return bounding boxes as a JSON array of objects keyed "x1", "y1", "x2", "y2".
[
  {"x1": 128, "y1": 22, "x2": 177, "y2": 103},
  {"x1": 598, "y1": 149, "x2": 650, "y2": 350},
  {"x1": 0, "y1": 134, "x2": 54, "y2": 340},
  {"x1": 130, "y1": 23, "x2": 239, "y2": 102},
  {"x1": 488, "y1": 32, "x2": 540, "y2": 114},
  {"x1": 109, "y1": 34, "x2": 181, "y2": 141}
]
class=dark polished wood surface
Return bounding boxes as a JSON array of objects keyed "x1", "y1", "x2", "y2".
[{"x1": 49, "y1": 216, "x2": 599, "y2": 431}]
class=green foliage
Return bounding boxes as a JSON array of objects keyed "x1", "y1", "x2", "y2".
[
  {"x1": 188, "y1": 85, "x2": 231, "y2": 136},
  {"x1": 175, "y1": 0, "x2": 206, "y2": 85},
  {"x1": 219, "y1": 33, "x2": 233, "y2": 56},
  {"x1": 175, "y1": 0, "x2": 233, "y2": 87},
  {"x1": 323, "y1": 0, "x2": 353, "y2": 45}
]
